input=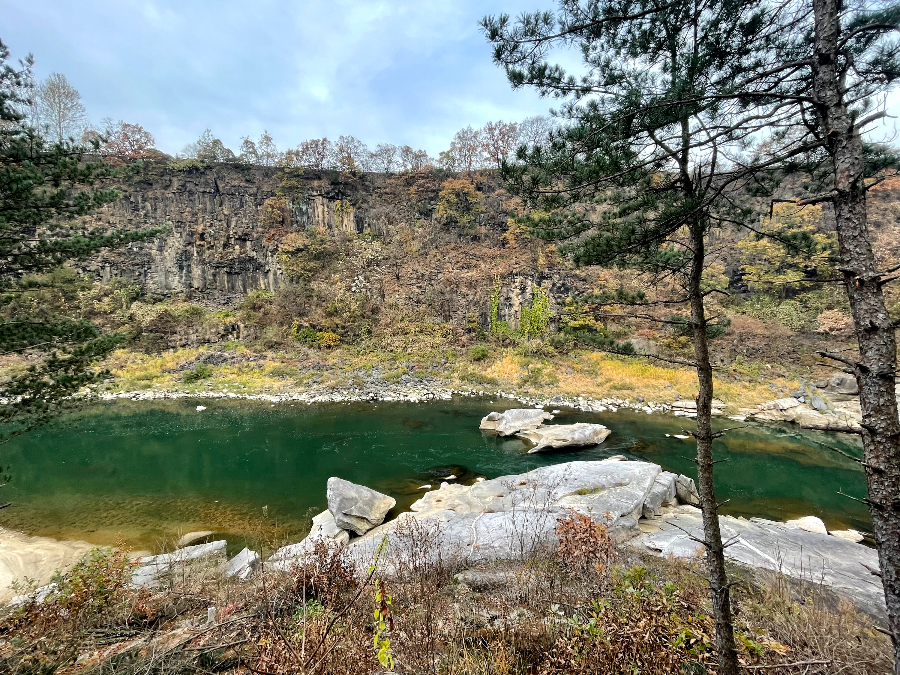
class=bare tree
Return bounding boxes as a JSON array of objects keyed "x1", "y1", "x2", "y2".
[
  {"x1": 240, "y1": 130, "x2": 281, "y2": 166},
  {"x1": 180, "y1": 129, "x2": 236, "y2": 162},
  {"x1": 481, "y1": 120, "x2": 520, "y2": 167},
  {"x1": 398, "y1": 145, "x2": 431, "y2": 172},
  {"x1": 442, "y1": 125, "x2": 485, "y2": 173},
  {"x1": 37, "y1": 72, "x2": 87, "y2": 143},
  {"x1": 370, "y1": 143, "x2": 399, "y2": 173},
  {"x1": 518, "y1": 115, "x2": 555, "y2": 151},
  {"x1": 334, "y1": 135, "x2": 371, "y2": 173},
  {"x1": 286, "y1": 138, "x2": 335, "y2": 170}
]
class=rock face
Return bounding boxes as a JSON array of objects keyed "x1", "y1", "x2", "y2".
[
  {"x1": 479, "y1": 409, "x2": 554, "y2": 436},
  {"x1": 747, "y1": 398, "x2": 863, "y2": 433},
  {"x1": 327, "y1": 478, "x2": 396, "y2": 536},
  {"x1": 632, "y1": 507, "x2": 885, "y2": 618},
  {"x1": 516, "y1": 423, "x2": 611, "y2": 452}
]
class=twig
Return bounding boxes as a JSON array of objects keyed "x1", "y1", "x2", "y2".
[
  {"x1": 183, "y1": 637, "x2": 250, "y2": 653},
  {"x1": 164, "y1": 614, "x2": 254, "y2": 654},
  {"x1": 744, "y1": 660, "x2": 831, "y2": 670}
]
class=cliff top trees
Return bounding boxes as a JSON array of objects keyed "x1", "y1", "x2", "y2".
[{"x1": 36, "y1": 72, "x2": 86, "y2": 144}]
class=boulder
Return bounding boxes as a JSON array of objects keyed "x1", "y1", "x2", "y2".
[
  {"x1": 226, "y1": 547, "x2": 260, "y2": 580},
  {"x1": 830, "y1": 529, "x2": 865, "y2": 543},
  {"x1": 674, "y1": 474, "x2": 700, "y2": 506},
  {"x1": 516, "y1": 423, "x2": 611, "y2": 453},
  {"x1": 269, "y1": 510, "x2": 350, "y2": 563},
  {"x1": 479, "y1": 409, "x2": 553, "y2": 436},
  {"x1": 642, "y1": 472, "x2": 677, "y2": 518},
  {"x1": 785, "y1": 515, "x2": 828, "y2": 535},
  {"x1": 347, "y1": 459, "x2": 662, "y2": 569},
  {"x1": 327, "y1": 478, "x2": 396, "y2": 536},
  {"x1": 826, "y1": 373, "x2": 859, "y2": 398}
]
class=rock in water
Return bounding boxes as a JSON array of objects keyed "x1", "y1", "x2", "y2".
[
  {"x1": 479, "y1": 409, "x2": 553, "y2": 436},
  {"x1": 516, "y1": 423, "x2": 611, "y2": 453},
  {"x1": 327, "y1": 478, "x2": 396, "y2": 535},
  {"x1": 830, "y1": 529, "x2": 864, "y2": 543},
  {"x1": 785, "y1": 515, "x2": 828, "y2": 535}
]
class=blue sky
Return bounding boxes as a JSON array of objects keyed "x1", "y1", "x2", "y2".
[
  {"x1": 1, "y1": 0, "x2": 555, "y2": 156},
  {"x1": 4, "y1": 1, "x2": 896, "y2": 156}
]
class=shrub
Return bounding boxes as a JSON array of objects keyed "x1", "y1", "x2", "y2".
[
  {"x1": 315, "y1": 331, "x2": 341, "y2": 349},
  {"x1": 467, "y1": 345, "x2": 490, "y2": 362},
  {"x1": 182, "y1": 363, "x2": 212, "y2": 383}
]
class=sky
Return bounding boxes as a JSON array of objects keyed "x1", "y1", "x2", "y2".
[
  {"x1": 3, "y1": 1, "x2": 897, "y2": 158},
  {"x1": 1, "y1": 0, "x2": 558, "y2": 157}
]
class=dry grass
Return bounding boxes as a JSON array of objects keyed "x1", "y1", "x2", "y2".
[{"x1": 0, "y1": 513, "x2": 889, "y2": 675}]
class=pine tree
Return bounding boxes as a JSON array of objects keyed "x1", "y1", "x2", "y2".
[
  {"x1": 0, "y1": 39, "x2": 158, "y2": 441},
  {"x1": 484, "y1": 1, "x2": 900, "y2": 670}
]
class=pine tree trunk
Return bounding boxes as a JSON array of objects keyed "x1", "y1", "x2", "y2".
[
  {"x1": 689, "y1": 220, "x2": 739, "y2": 675},
  {"x1": 812, "y1": 0, "x2": 900, "y2": 669}
]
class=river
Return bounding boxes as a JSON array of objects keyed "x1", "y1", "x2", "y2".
[{"x1": 0, "y1": 398, "x2": 868, "y2": 554}]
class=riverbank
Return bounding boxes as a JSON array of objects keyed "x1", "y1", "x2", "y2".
[{"x1": 1, "y1": 458, "x2": 891, "y2": 675}]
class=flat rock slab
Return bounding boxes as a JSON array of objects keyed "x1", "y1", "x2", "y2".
[
  {"x1": 480, "y1": 409, "x2": 553, "y2": 436},
  {"x1": 226, "y1": 547, "x2": 260, "y2": 580},
  {"x1": 132, "y1": 540, "x2": 227, "y2": 588},
  {"x1": 517, "y1": 423, "x2": 611, "y2": 452},
  {"x1": 632, "y1": 509, "x2": 885, "y2": 618},
  {"x1": 348, "y1": 458, "x2": 661, "y2": 569},
  {"x1": 327, "y1": 478, "x2": 396, "y2": 535}
]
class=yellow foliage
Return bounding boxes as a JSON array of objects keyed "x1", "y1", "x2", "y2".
[
  {"x1": 738, "y1": 204, "x2": 835, "y2": 291},
  {"x1": 436, "y1": 178, "x2": 484, "y2": 228}
]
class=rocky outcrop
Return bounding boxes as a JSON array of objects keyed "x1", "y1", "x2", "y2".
[
  {"x1": 327, "y1": 478, "x2": 396, "y2": 535},
  {"x1": 348, "y1": 458, "x2": 664, "y2": 567},
  {"x1": 642, "y1": 472, "x2": 678, "y2": 518},
  {"x1": 479, "y1": 409, "x2": 553, "y2": 436},
  {"x1": 633, "y1": 506, "x2": 885, "y2": 618},
  {"x1": 516, "y1": 422, "x2": 611, "y2": 452},
  {"x1": 744, "y1": 396, "x2": 863, "y2": 432},
  {"x1": 269, "y1": 509, "x2": 350, "y2": 567}
]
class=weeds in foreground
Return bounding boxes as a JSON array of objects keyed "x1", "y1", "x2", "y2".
[{"x1": 0, "y1": 513, "x2": 891, "y2": 675}]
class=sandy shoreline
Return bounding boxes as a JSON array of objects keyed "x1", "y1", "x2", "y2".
[{"x1": 0, "y1": 527, "x2": 98, "y2": 602}]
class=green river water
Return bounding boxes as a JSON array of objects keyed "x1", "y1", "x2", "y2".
[{"x1": 0, "y1": 398, "x2": 869, "y2": 554}]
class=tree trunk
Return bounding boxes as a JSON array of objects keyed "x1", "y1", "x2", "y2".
[
  {"x1": 689, "y1": 220, "x2": 739, "y2": 675},
  {"x1": 812, "y1": 0, "x2": 900, "y2": 669}
]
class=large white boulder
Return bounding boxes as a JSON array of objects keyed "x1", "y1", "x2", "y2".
[
  {"x1": 327, "y1": 478, "x2": 396, "y2": 536},
  {"x1": 516, "y1": 423, "x2": 611, "y2": 453},
  {"x1": 479, "y1": 409, "x2": 553, "y2": 436},
  {"x1": 269, "y1": 509, "x2": 350, "y2": 564},
  {"x1": 785, "y1": 515, "x2": 828, "y2": 535},
  {"x1": 347, "y1": 458, "x2": 662, "y2": 569},
  {"x1": 226, "y1": 547, "x2": 260, "y2": 581}
]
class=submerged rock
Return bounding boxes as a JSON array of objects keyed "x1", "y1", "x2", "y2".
[
  {"x1": 479, "y1": 408, "x2": 553, "y2": 436},
  {"x1": 176, "y1": 531, "x2": 214, "y2": 548},
  {"x1": 327, "y1": 478, "x2": 396, "y2": 535},
  {"x1": 516, "y1": 423, "x2": 611, "y2": 452}
]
